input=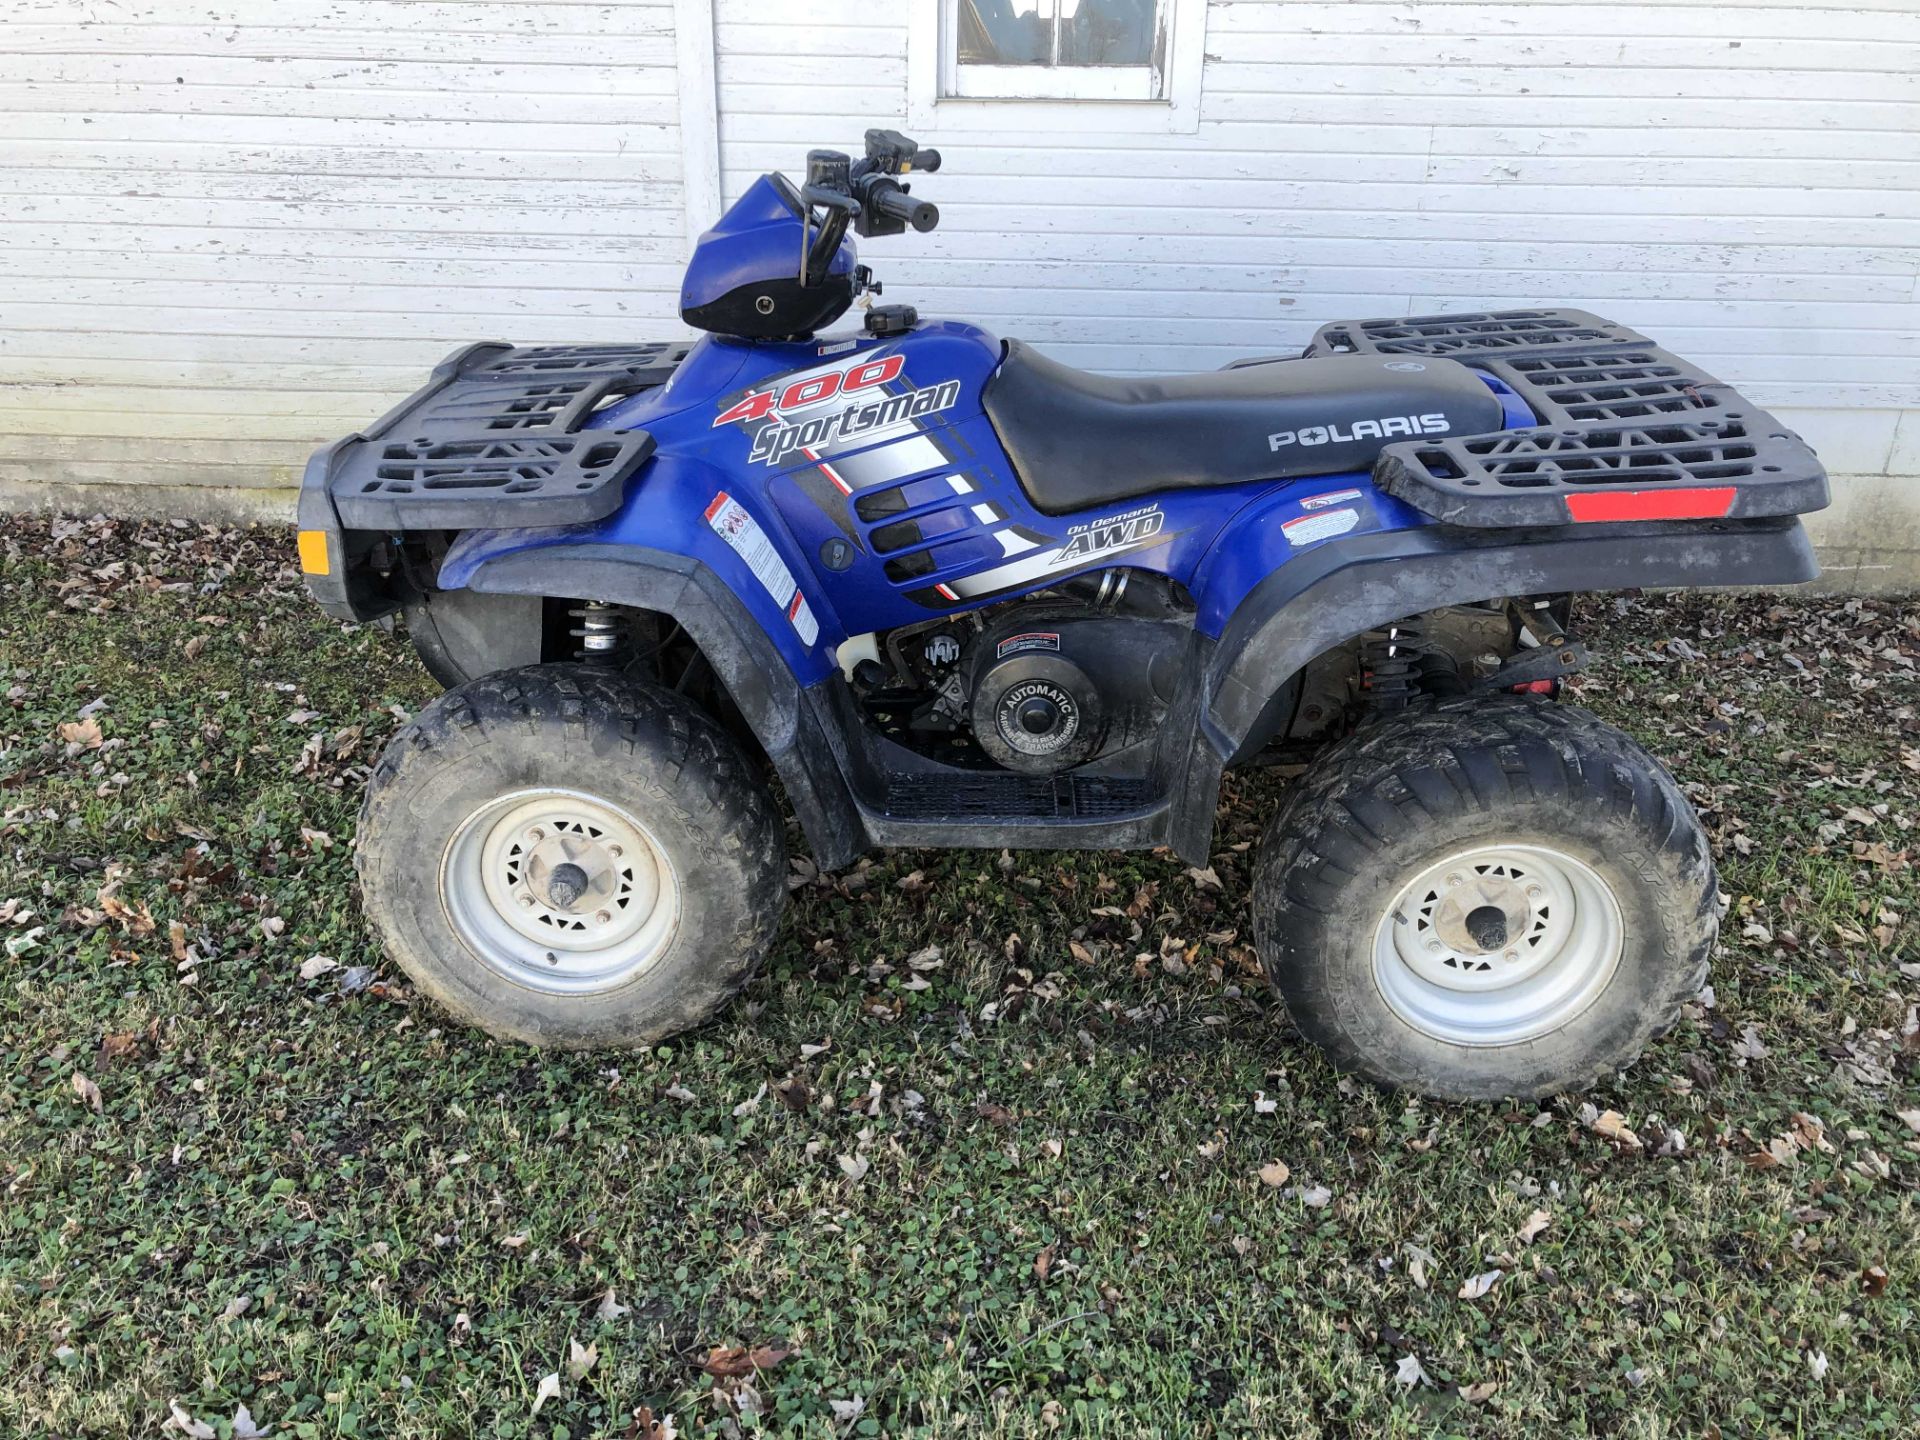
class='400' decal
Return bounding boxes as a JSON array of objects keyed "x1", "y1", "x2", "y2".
[{"x1": 712, "y1": 354, "x2": 903, "y2": 428}]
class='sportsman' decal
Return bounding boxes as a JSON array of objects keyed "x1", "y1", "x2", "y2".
[{"x1": 748, "y1": 380, "x2": 962, "y2": 467}]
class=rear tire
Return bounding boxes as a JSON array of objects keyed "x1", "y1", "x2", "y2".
[
  {"x1": 356, "y1": 664, "x2": 786, "y2": 1049},
  {"x1": 1253, "y1": 697, "x2": 1715, "y2": 1101}
]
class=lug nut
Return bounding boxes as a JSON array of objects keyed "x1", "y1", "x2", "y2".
[
  {"x1": 517, "y1": 893, "x2": 535, "y2": 908},
  {"x1": 1445, "y1": 873, "x2": 1464, "y2": 887},
  {"x1": 607, "y1": 844, "x2": 623, "y2": 858},
  {"x1": 594, "y1": 910, "x2": 611, "y2": 925},
  {"x1": 528, "y1": 826, "x2": 545, "y2": 841}
]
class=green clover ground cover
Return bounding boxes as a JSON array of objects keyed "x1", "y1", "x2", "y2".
[{"x1": 2, "y1": 515, "x2": 1916, "y2": 1438}]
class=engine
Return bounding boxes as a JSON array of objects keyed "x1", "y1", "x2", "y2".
[
  {"x1": 851, "y1": 572, "x2": 1192, "y2": 775},
  {"x1": 849, "y1": 580, "x2": 1577, "y2": 775}
]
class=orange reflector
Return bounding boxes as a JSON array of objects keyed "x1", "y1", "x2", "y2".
[
  {"x1": 296, "y1": 529, "x2": 332, "y2": 576},
  {"x1": 1565, "y1": 487, "x2": 1736, "y2": 523}
]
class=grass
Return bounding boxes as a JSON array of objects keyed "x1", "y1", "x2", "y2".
[{"x1": 2, "y1": 514, "x2": 1916, "y2": 1439}]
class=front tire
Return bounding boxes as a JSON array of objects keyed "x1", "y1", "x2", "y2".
[
  {"x1": 356, "y1": 665, "x2": 786, "y2": 1049},
  {"x1": 1253, "y1": 697, "x2": 1716, "y2": 1101}
]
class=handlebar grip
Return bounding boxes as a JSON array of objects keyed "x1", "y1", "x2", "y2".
[
  {"x1": 912, "y1": 148, "x2": 942, "y2": 173},
  {"x1": 874, "y1": 187, "x2": 939, "y2": 233}
]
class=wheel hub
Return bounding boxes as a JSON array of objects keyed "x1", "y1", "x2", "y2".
[
  {"x1": 442, "y1": 788, "x2": 680, "y2": 996},
  {"x1": 1373, "y1": 843, "x2": 1623, "y2": 1046}
]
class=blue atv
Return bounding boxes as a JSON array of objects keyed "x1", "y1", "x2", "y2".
[{"x1": 299, "y1": 129, "x2": 1827, "y2": 1100}]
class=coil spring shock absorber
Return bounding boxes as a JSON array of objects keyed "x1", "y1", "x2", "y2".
[
  {"x1": 1362, "y1": 622, "x2": 1424, "y2": 711},
  {"x1": 569, "y1": 600, "x2": 625, "y2": 665}
]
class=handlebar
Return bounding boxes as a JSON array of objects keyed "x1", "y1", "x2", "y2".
[
  {"x1": 866, "y1": 179, "x2": 939, "y2": 233},
  {"x1": 801, "y1": 184, "x2": 860, "y2": 216},
  {"x1": 793, "y1": 130, "x2": 942, "y2": 286}
]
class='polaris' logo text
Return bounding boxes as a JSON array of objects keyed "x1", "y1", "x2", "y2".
[{"x1": 1269, "y1": 413, "x2": 1451, "y2": 451}]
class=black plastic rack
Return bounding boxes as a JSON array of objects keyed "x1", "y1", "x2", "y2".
[
  {"x1": 1308, "y1": 308, "x2": 1650, "y2": 361},
  {"x1": 1309, "y1": 309, "x2": 1829, "y2": 527},
  {"x1": 306, "y1": 341, "x2": 687, "y2": 530}
]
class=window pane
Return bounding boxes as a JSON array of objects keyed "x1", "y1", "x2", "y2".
[
  {"x1": 956, "y1": 0, "x2": 1056, "y2": 67},
  {"x1": 1057, "y1": 0, "x2": 1157, "y2": 66}
]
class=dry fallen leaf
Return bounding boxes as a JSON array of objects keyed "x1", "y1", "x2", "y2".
[
  {"x1": 1517, "y1": 1209, "x2": 1552, "y2": 1246},
  {"x1": 1404, "y1": 1243, "x2": 1435, "y2": 1291},
  {"x1": 71, "y1": 1072, "x2": 103, "y2": 1113},
  {"x1": 1589, "y1": 1110, "x2": 1644, "y2": 1151},
  {"x1": 596, "y1": 1288, "x2": 632, "y2": 1322},
  {"x1": 1393, "y1": 1354, "x2": 1429, "y2": 1390},
  {"x1": 568, "y1": 1339, "x2": 598, "y2": 1381},
  {"x1": 1300, "y1": 1184, "x2": 1332, "y2": 1208},
  {"x1": 531, "y1": 1372, "x2": 561, "y2": 1415},
  {"x1": 161, "y1": 1399, "x2": 215, "y2": 1439},
  {"x1": 98, "y1": 887, "x2": 156, "y2": 937},
  {"x1": 298, "y1": 956, "x2": 338, "y2": 981},
  {"x1": 59, "y1": 716, "x2": 104, "y2": 750},
  {"x1": 1258, "y1": 1160, "x2": 1291, "y2": 1188},
  {"x1": 837, "y1": 1153, "x2": 869, "y2": 1183},
  {"x1": 231, "y1": 1403, "x2": 269, "y2": 1440},
  {"x1": 1458, "y1": 1269, "x2": 1503, "y2": 1301},
  {"x1": 1460, "y1": 1380, "x2": 1499, "y2": 1404},
  {"x1": 698, "y1": 1343, "x2": 791, "y2": 1379},
  {"x1": 1033, "y1": 1243, "x2": 1056, "y2": 1282},
  {"x1": 97, "y1": 1031, "x2": 140, "y2": 1066}
]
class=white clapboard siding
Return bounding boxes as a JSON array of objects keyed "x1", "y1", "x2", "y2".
[
  {"x1": 4, "y1": 0, "x2": 1917, "y2": 579},
  {"x1": 712, "y1": 0, "x2": 1920, "y2": 487},
  {"x1": 0, "y1": 0, "x2": 692, "y2": 508}
]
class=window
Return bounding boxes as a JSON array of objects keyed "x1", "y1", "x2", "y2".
[
  {"x1": 948, "y1": 0, "x2": 1166, "y2": 101},
  {"x1": 909, "y1": 0, "x2": 1205, "y2": 133}
]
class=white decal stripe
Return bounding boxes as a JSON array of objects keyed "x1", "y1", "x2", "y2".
[{"x1": 992, "y1": 529, "x2": 1039, "y2": 557}]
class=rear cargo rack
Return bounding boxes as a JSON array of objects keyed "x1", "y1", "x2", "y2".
[
  {"x1": 307, "y1": 340, "x2": 687, "y2": 529},
  {"x1": 1308, "y1": 308, "x2": 1650, "y2": 361},
  {"x1": 1309, "y1": 308, "x2": 1829, "y2": 527}
]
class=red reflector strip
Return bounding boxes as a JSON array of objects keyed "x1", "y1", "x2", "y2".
[{"x1": 1564, "y1": 487, "x2": 1737, "y2": 523}]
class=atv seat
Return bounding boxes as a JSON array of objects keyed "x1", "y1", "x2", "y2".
[{"x1": 982, "y1": 341, "x2": 1506, "y2": 516}]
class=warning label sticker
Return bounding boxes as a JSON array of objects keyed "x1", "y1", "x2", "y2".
[
  {"x1": 1299, "y1": 487, "x2": 1364, "y2": 511},
  {"x1": 705, "y1": 492, "x2": 819, "y2": 645},
  {"x1": 1281, "y1": 507, "x2": 1361, "y2": 547}
]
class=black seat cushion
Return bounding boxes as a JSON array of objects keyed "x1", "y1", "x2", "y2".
[{"x1": 982, "y1": 341, "x2": 1506, "y2": 516}]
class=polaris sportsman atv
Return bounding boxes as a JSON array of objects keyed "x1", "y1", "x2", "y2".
[{"x1": 298, "y1": 129, "x2": 1828, "y2": 1100}]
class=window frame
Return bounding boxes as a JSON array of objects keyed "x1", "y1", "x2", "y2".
[{"x1": 908, "y1": 0, "x2": 1206, "y2": 135}]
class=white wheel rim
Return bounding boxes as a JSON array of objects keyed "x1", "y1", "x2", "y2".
[
  {"x1": 441, "y1": 787, "x2": 680, "y2": 996},
  {"x1": 1372, "y1": 842, "x2": 1623, "y2": 1047}
]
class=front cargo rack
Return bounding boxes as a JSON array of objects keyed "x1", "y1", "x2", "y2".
[
  {"x1": 306, "y1": 340, "x2": 688, "y2": 530},
  {"x1": 1308, "y1": 308, "x2": 1829, "y2": 527}
]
